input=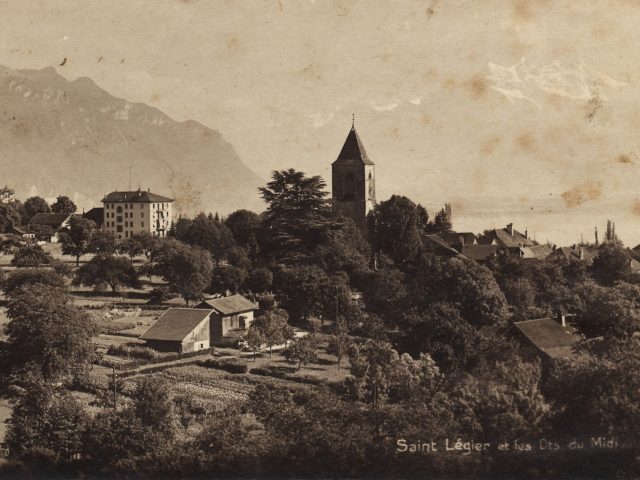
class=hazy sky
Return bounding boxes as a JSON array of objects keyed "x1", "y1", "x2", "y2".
[{"x1": 2, "y1": 0, "x2": 640, "y2": 245}]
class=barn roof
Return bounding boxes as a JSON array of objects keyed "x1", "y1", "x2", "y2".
[
  {"x1": 140, "y1": 308, "x2": 212, "y2": 342},
  {"x1": 198, "y1": 294, "x2": 257, "y2": 315}
]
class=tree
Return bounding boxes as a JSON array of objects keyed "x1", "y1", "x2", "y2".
[
  {"x1": 575, "y1": 281, "x2": 640, "y2": 338},
  {"x1": 591, "y1": 243, "x2": 633, "y2": 285},
  {"x1": 174, "y1": 213, "x2": 235, "y2": 265},
  {"x1": 120, "y1": 231, "x2": 160, "y2": 260},
  {"x1": 413, "y1": 257, "x2": 510, "y2": 327},
  {"x1": 210, "y1": 266, "x2": 248, "y2": 294},
  {"x1": 367, "y1": 195, "x2": 423, "y2": 267},
  {"x1": 153, "y1": 239, "x2": 214, "y2": 305},
  {"x1": 277, "y1": 265, "x2": 331, "y2": 321},
  {"x1": 50, "y1": 195, "x2": 77, "y2": 214},
  {"x1": 251, "y1": 309, "x2": 290, "y2": 357},
  {"x1": 0, "y1": 236, "x2": 21, "y2": 258},
  {"x1": 243, "y1": 327, "x2": 265, "y2": 361},
  {"x1": 327, "y1": 317, "x2": 350, "y2": 368},
  {"x1": 89, "y1": 230, "x2": 118, "y2": 255},
  {"x1": 225, "y1": 209, "x2": 262, "y2": 259},
  {"x1": 0, "y1": 203, "x2": 21, "y2": 232},
  {"x1": 432, "y1": 206, "x2": 453, "y2": 234},
  {"x1": 1, "y1": 269, "x2": 66, "y2": 298},
  {"x1": 131, "y1": 377, "x2": 176, "y2": 441},
  {"x1": 58, "y1": 216, "x2": 96, "y2": 266},
  {"x1": 22, "y1": 196, "x2": 50, "y2": 223},
  {"x1": 10, "y1": 242, "x2": 53, "y2": 267},
  {"x1": 400, "y1": 302, "x2": 479, "y2": 372},
  {"x1": 4, "y1": 380, "x2": 89, "y2": 461},
  {"x1": 74, "y1": 254, "x2": 140, "y2": 293},
  {"x1": 247, "y1": 267, "x2": 273, "y2": 293},
  {"x1": 4, "y1": 285, "x2": 98, "y2": 380},
  {"x1": 285, "y1": 334, "x2": 319, "y2": 370},
  {"x1": 259, "y1": 168, "x2": 333, "y2": 263}
]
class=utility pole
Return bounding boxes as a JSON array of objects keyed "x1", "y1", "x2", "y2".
[{"x1": 112, "y1": 367, "x2": 117, "y2": 412}]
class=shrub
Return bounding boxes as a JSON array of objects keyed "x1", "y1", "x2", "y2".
[
  {"x1": 96, "y1": 320, "x2": 136, "y2": 335},
  {"x1": 106, "y1": 344, "x2": 160, "y2": 361},
  {"x1": 199, "y1": 358, "x2": 248, "y2": 374}
]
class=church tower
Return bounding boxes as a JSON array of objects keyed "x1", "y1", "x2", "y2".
[{"x1": 331, "y1": 119, "x2": 376, "y2": 231}]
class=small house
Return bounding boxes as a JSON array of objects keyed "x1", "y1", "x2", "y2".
[
  {"x1": 195, "y1": 294, "x2": 258, "y2": 344},
  {"x1": 140, "y1": 308, "x2": 212, "y2": 353}
]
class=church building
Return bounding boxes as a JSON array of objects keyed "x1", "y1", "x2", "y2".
[{"x1": 331, "y1": 121, "x2": 376, "y2": 231}]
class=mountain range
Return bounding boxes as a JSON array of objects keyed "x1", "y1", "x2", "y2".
[{"x1": 0, "y1": 65, "x2": 264, "y2": 215}]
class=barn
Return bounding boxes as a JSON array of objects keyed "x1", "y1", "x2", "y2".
[{"x1": 140, "y1": 308, "x2": 212, "y2": 354}]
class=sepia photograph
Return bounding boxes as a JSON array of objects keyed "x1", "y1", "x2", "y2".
[{"x1": 0, "y1": 1, "x2": 639, "y2": 478}]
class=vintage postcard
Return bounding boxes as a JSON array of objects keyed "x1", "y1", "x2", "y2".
[{"x1": 0, "y1": 1, "x2": 638, "y2": 479}]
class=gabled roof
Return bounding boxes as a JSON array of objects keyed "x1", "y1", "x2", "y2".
[
  {"x1": 553, "y1": 246, "x2": 598, "y2": 265},
  {"x1": 461, "y1": 244, "x2": 500, "y2": 261},
  {"x1": 422, "y1": 234, "x2": 461, "y2": 256},
  {"x1": 511, "y1": 318, "x2": 582, "y2": 359},
  {"x1": 140, "y1": 308, "x2": 212, "y2": 342},
  {"x1": 333, "y1": 126, "x2": 374, "y2": 166},
  {"x1": 28, "y1": 213, "x2": 71, "y2": 228},
  {"x1": 529, "y1": 244, "x2": 553, "y2": 260},
  {"x1": 102, "y1": 190, "x2": 174, "y2": 203},
  {"x1": 519, "y1": 246, "x2": 538, "y2": 259},
  {"x1": 479, "y1": 226, "x2": 535, "y2": 248},
  {"x1": 442, "y1": 232, "x2": 477, "y2": 246},
  {"x1": 198, "y1": 294, "x2": 258, "y2": 315}
]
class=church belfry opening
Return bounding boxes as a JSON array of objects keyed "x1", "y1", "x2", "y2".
[{"x1": 331, "y1": 120, "x2": 376, "y2": 231}]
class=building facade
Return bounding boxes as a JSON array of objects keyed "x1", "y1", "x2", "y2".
[
  {"x1": 102, "y1": 189, "x2": 174, "y2": 239},
  {"x1": 331, "y1": 123, "x2": 376, "y2": 232}
]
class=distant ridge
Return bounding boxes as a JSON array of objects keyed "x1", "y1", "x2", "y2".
[{"x1": 0, "y1": 65, "x2": 264, "y2": 215}]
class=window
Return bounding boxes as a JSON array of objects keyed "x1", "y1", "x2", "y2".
[
  {"x1": 116, "y1": 216, "x2": 122, "y2": 223},
  {"x1": 117, "y1": 206, "x2": 122, "y2": 213},
  {"x1": 117, "y1": 225, "x2": 123, "y2": 233},
  {"x1": 343, "y1": 172, "x2": 356, "y2": 201},
  {"x1": 141, "y1": 212, "x2": 144, "y2": 218},
  {"x1": 141, "y1": 222, "x2": 144, "y2": 227}
]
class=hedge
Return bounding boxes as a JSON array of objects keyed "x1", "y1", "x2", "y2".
[{"x1": 199, "y1": 358, "x2": 248, "y2": 374}]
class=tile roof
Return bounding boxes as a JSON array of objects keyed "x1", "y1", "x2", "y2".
[
  {"x1": 461, "y1": 244, "x2": 499, "y2": 261},
  {"x1": 140, "y1": 308, "x2": 212, "y2": 342},
  {"x1": 442, "y1": 232, "x2": 477, "y2": 246},
  {"x1": 422, "y1": 234, "x2": 461, "y2": 256},
  {"x1": 553, "y1": 246, "x2": 598, "y2": 264},
  {"x1": 28, "y1": 213, "x2": 71, "y2": 228},
  {"x1": 333, "y1": 127, "x2": 374, "y2": 166},
  {"x1": 529, "y1": 244, "x2": 553, "y2": 260},
  {"x1": 102, "y1": 190, "x2": 174, "y2": 203},
  {"x1": 519, "y1": 246, "x2": 538, "y2": 259},
  {"x1": 198, "y1": 294, "x2": 258, "y2": 315},
  {"x1": 511, "y1": 318, "x2": 582, "y2": 359}
]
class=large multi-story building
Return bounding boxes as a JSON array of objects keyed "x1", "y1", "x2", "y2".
[{"x1": 102, "y1": 189, "x2": 174, "y2": 239}]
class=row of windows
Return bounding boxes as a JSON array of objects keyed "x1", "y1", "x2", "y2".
[
  {"x1": 105, "y1": 203, "x2": 169, "y2": 210},
  {"x1": 106, "y1": 211, "x2": 145, "y2": 219},
  {"x1": 106, "y1": 221, "x2": 144, "y2": 228}
]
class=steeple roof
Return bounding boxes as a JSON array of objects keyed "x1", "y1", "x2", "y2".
[{"x1": 333, "y1": 126, "x2": 374, "y2": 166}]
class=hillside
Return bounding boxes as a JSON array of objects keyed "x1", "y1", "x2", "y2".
[{"x1": 0, "y1": 65, "x2": 264, "y2": 215}]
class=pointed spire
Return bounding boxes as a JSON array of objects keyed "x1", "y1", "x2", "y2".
[
  {"x1": 333, "y1": 120, "x2": 374, "y2": 165},
  {"x1": 352, "y1": 113, "x2": 355, "y2": 129}
]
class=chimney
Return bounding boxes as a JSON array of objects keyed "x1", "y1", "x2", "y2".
[
  {"x1": 506, "y1": 223, "x2": 514, "y2": 236},
  {"x1": 525, "y1": 227, "x2": 528, "y2": 239},
  {"x1": 557, "y1": 312, "x2": 566, "y2": 327}
]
